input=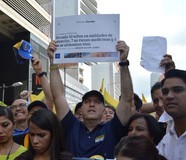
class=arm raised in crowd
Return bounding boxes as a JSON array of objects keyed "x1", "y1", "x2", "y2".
[
  {"x1": 141, "y1": 54, "x2": 175, "y2": 114},
  {"x1": 47, "y1": 41, "x2": 69, "y2": 120},
  {"x1": 31, "y1": 57, "x2": 53, "y2": 110},
  {"x1": 116, "y1": 41, "x2": 135, "y2": 125}
]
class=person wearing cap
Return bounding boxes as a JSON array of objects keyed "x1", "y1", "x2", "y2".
[
  {"x1": 157, "y1": 69, "x2": 186, "y2": 160},
  {"x1": 47, "y1": 40, "x2": 134, "y2": 159}
]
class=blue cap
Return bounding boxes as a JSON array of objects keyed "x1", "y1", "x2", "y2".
[{"x1": 13, "y1": 40, "x2": 32, "y2": 62}]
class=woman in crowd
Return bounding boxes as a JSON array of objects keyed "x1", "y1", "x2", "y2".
[
  {"x1": 15, "y1": 108, "x2": 73, "y2": 160},
  {"x1": 102, "y1": 105, "x2": 116, "y2": 123},
  {"x1": 126, "y1": 113, "x2": 163, "y2": 145},
  {"x1": 0, "y1": 106, "x2": 27, "y2": 160},
  {"x1": 114, "y1": 136, "x2": 167, "y2": 160}
]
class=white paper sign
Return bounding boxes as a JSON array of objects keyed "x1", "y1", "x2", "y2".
[
  {"x1": 140, "y1": 36, "x2": 167, "y2": 73},
  {"x1": 54, "y1": 14, "x2": 120, "y2": 64}
]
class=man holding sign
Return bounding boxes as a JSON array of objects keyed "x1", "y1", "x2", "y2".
[{"x1": 47, "y1": 40, "x2": 134, "y2": 159}]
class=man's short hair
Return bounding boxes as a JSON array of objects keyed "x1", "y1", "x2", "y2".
[
  {"x1": 82, "y1": 90, "x2": 105, "y2": 105},
  {"x1": 151, "y1": 82, "x2": 162, "y2": 95},
  {"x1": 134, "y1": 93, "x2": 142, "y2": 111},
  {"x1": 161, "y1": 69, "x2": 186, "y2": 86},
  {"x1": 119, "y1": 93, "x2": 142, "y2": 112},
  {"x1": 74, "y1": 102, "x2": 82, "y2": 113},
  {"x1": 28, "y1": 100, "x2": 48, "y2": 112}
]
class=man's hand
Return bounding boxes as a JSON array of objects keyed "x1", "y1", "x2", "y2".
[
  {"x1": 116, "y1": 41, "x2": 129, "y2": 61},
  {"x1": 47, "y1": 40, "x2": 56, "y2": 64},
  {"x1": 31, "y1": 57, "x2": 42, "y2": 75},
  {"x1": 20, "y1": 90, "x2": 32, "y2": 100},
  {"x1": 160, "y1": 54, "x2": 175, "y2": 73}
]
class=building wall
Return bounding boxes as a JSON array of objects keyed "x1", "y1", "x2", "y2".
[
  {"x1": 54, "y1": 0, "x2": 97, "y2": 103},
  {"x1": 0, "y1": 0, "x2": 92, "y2": 105},
  {"x1": 56, "y1": 0, "x2": 79, "y2": 17},
  {"x1": 55, "y1": 0, "x2": 98, "y2": 92},
  {"x1": 0, "y1": 0, "x2": 52, "y2": 104},
  {"x1": 55, "y1": 0, "x2": 97, "y2": 17},
  {"x1": 91, "y1": 62, "x2": 120, "y2": 100},
  {"x1": 91, "y1": 63, "x2": 112, "y2": 91}
]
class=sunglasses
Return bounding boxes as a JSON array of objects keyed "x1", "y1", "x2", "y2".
[{"x1": 9, "y1": 102, "x2": 29, "y2": 110}]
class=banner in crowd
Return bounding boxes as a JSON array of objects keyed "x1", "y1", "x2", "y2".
[{"x1": 54, "y1": 14, "x2": 120, "y2": 64}]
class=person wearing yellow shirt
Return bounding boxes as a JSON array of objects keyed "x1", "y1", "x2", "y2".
[{"x1": 0, "y1": 106, "x2": 27, "y2": 160}]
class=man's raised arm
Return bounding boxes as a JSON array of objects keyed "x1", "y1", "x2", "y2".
[
  {"x1": 47, "y1": 41, "x2": 70, "y2": 120},
  {"x1": 31, "y1": 56, "x2": 53, "y2": 110},
  {"x1": 116, "y1": 41, "x2": 135, "y2": 125}
]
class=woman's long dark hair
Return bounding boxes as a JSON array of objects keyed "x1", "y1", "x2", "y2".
[
  {"x1": 114, "y1": 136, "x2": 167, "y2": 160},
  {"x1": 26, "y1": 109, "x2": 66, "y2": 160}
]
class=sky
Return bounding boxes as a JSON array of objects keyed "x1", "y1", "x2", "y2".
[{"x1": 97, "y1": 0, "x2": 186, "y2": 101}]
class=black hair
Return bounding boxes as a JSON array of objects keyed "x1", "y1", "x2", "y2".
[
  {"x1": 151, "y1": 82, "x2": 162, "y2": 95},
  {"x1": 119, "y1": 93, "x2": 142, "y2": 112},
  {"x1": 114, "y1": 136, "x2": 167, "y2": 160},
  {"x1": 0, "y1": 106, "x2": 14, "y2": 123},
  {"x1": 161, "y1": 69, "x2": 186, "y2": 86},
  {"x1": 26, "y1": 109, "x2": 66, "y2": 160},
  {"x1": 134, "y1": 93, "x2": 142, "y2": 112},
  {"x1": 74, "y1": 102, "x2": 82, "y2": 113}
]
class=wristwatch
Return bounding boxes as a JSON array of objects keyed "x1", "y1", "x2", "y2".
[
  {"x1": 119, "y1": 60, "x2": 129, "y2": 66},
  {"x1": 37, "y1": 71, "x2": 46, "y2": 78}
]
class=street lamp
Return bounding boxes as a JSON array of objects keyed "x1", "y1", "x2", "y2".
[{"x1": 0, "y1": 82, "x2": 23, "y2": 102}]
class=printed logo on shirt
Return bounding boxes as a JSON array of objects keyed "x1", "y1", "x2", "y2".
[
  {"x1": 95, "y1": 134, "x2": 105, "y2": 143},
  {"x1": 90, "y1": 155, "x2": 104, "y2": 159}
]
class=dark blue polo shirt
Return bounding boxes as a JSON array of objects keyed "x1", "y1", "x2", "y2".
[{"x1": 61, "y1": 110, "x2": 127, "y2": 159}]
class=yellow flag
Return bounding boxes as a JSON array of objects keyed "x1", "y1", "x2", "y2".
[
  {"x1": 142, "y1": 93, "x2": 147, "y2": 103},
  {"x1": 99, "y1": 78, "x2": 104, "y2": 94},
  {"x1": 30, "y1": 91, "x2": 45, "y2": 102},
  {"x1": 103, "y1": 88, "x2": 119, "y2": 108},
  {"x1": 0, "y1": 101, "x2": 7, "y2": 107}
]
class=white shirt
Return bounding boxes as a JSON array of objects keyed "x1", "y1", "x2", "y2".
[
  {"x1": 157, "y1": 124, "x2": 186, "y2": 160},
  {"x1": 158, "y1": 111, "x2": 173, "y2": 133}
]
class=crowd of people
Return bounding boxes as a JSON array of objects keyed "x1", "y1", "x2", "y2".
[{"x1": 0, "y1": 39, "x2": 186, "y2": 160}]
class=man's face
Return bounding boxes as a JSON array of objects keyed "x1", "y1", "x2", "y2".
[
  {"x1": 151, "y1": 88, "x2": 164, "y2": 116},
  {"x1": 81, "y1": 96, "x2": 104, "y2": 121},
  {"x1": 10, "y1": 99, "x2": 28, "y2": 122},
  {"x1": 162, "y1": 77, "x2": 186, "y2": 119}
]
